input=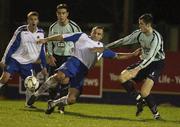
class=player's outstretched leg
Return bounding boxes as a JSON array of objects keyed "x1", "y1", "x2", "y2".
[{"x1": 45, "y1": 96, "x2": 68, "y2": 114}]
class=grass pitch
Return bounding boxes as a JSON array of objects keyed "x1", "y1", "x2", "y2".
[{"x1": 0, "y1": 100, "x2": 180, "y2": 127}]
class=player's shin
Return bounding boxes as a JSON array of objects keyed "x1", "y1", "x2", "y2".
[
  {"x1": 144, "y1": 94, "x2": 158, "y2": 114},
  {"x1": 122, "y1": 80, "x2": 143, "y2": 101},
  {"x1": 52, "y1": 96, "x2": 68, "y2": 107},
  {"x1": 35, "y1": 76, "x2": 58, "y2": 97}
]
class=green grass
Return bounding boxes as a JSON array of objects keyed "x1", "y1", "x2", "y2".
[{"x1": 0, "y1": 100, "x2": 180, "y2": 127}]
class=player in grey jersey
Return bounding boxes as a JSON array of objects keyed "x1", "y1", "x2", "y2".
[
  {"x1": 104, "y1": 13, "x2": 165, "y2": 119},
  {"x1": 47, "y1": 3, "x2": 81, "y2": 113}
]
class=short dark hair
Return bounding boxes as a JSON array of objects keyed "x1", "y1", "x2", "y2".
[
  {"x1": 56, "y1": 3, "x2": 69, "y2": 12},
  {"x1": 27, "y1": 11, "x2": 39, "y2": 18},
  {"x1": 92, "y1": 26, "x2": 105, "y2": 31},
  {"x1": 139, "y1": 13, "x2": 153, "y2": 25}
]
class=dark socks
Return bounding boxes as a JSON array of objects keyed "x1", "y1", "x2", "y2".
[
  {"x1": 122, "y1": 80, "x2": 143, "y2": 101},
  {"x1": 144, "y1": 94, "x2": 158, "y2": 114}
]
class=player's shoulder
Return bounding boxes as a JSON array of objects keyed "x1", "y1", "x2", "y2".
[
  {"x1": 153, "y1": 29, "x2": 161, "y2": 36},
  {"x1": 133, "y1": 29, "x2": 141, "y2": 34},
  {"x1": 69, "y1": 20, "x2": 80, "y2": 26},
  {"x1": 13, "y1": 25, "x2": 28, "y2": 36},
  {"x1": 16, "y1": 25, "x2": 28, "y2": 32},
  {"x1": 130, "y1": 29, "x2": 143, "y2": 38},
  {"x1": 49, "y1": 21, "x2": 58, "y2": 31},
  {"x1": 80, "y1": 33, "x2": 89, "y2": 39},
  {"x1": 69, "y1": 20, "x2": 81, "y2": 31}
]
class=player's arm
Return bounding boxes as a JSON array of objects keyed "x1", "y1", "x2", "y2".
[
  {"x1": 39, "y1": 44, "x2": 48, "y2": 75},
  {"x1": 1, "y1": 28, "x2": 21, "y2": 65},
  {"x1": 46, "y1": 26, "x2": 54, "y2": 56},
  {"x1": 37, "y1": 34, "x2": 64, "y2": 44},
  {"x1": 116, "y1": 48, "x2": 142, "y2": 60},
  {"x1": 37, "y1": 33, "x2": 83, "y2": 44},
  {"x1": 102, "y1": 48, "x2": 141, "y2": 60},
  {"x1": 39, "y1": 44, "x2": 47, "y2": 68},
  {"x1": 105, "y1": 30, "x2": 141, "y2": 49}
]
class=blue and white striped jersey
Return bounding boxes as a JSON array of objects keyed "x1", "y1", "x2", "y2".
[
  {"x1": 62, "y1": 32, "x2": 116, "y2": 69},
  {"x1": 1, "y1": 25, "x2": 46, "y2": 67}
]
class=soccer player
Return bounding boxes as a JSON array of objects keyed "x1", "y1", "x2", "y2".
[
  {"x1": 47, "y1": 3, "x2": 81, "y2": 113},
  {"x1": 27, "y1": 26, "x2": 141, "y2": 114},
  {"x1": 105, "y1": 13, "x2": 165, "y2": 119},
  {"x1": 0, "y1": 11, "x2": 47, "y2": 107}
]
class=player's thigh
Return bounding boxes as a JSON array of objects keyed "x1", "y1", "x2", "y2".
[
  {"x1": 140, "y1": 78, "x2": 154, "y2": 97},
  {"x1": 68, "y1": 88, "x2": 80, "y2": 96},
  {"x1": 0, "y1": 72, "x2": 11, "y2": 83}
]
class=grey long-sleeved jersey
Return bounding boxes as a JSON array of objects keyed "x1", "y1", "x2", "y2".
[
  {"x1": 106, "y1": 29, "x2": 165, "y2": 69},
  {"x1": 47, "y1": 20, "x2": 81, "y2": 56}
]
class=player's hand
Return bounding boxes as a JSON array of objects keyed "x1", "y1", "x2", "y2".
[
  {"x1": 0, "y1": 62, "x2": 6, "y2": 69},
  {"x1": 89, "y1": 47, "x2": 104, "y2": 53},
  {"x1": 37, "y1": 38, "x2": 48, "y2": 44},
  {"x1": 132, "y1": 48, "x2": 142, "y2": 57},
  {"x1": 48, "y1": 55, "x2": 57, "y2": 66},
  {"x1": 41, "y1": 68, "x2": 48, "y2": 76}
]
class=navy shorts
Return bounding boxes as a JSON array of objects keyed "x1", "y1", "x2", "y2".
[
  {"x1": 5, "y1": 58, "x2": 33, "y2": 79},
  {"x1": 127, "y1": 60, "x2": 165, "y2": 82},
  {"x1": 56, "y1": 56, "x2": 88, "y2": 92}
]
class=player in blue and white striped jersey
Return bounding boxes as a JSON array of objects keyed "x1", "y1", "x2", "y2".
[
  {"x1": 106, "y1": 13, "x2": 165, "y2": 119},
  {"x1": 0, "y1": 11, "x2": 47, "y2": 107},
  {"x1": 27, "y1": 26, "x2": 141, "y2": 114}
]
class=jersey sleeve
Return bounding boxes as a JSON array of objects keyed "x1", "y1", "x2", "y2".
[
  {"x1": 63, "y1": 32, "x2": 83, "y2": 43},
  {"x1": 69, "y1": 20, "x2": 82, "y2": 32},
  {"x1": 138, "y1": 34, "x2": 160, "y2": 68},
  {"x1": 102, "y1": 49, "x2": 116, "y2": 58},
  {"x1": 39, "y1": 44, "x2": 47, "y2": 68},
  {"x1": 1, "y1": 28, "x2": 21, "y2": 64},
  {"x1": 47, "y1": 26, "x2": 54, "y2": 56},
  {"x1": 105, "y1": 30, "x2": 141, "y2": 48}
]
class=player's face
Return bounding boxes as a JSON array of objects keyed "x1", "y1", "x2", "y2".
[
  {"x1": 90, "y1": 28, "x2": 104, "y2": 41},
  {"x1": 56, "y1": 8, "x2": 69, "y2": 23},
  {"x1": 27, "y1": 15, "x2": 39, "y2": 27},
  {"x1": 139, "y1": 19, "x2": 150, "y2": 33}
]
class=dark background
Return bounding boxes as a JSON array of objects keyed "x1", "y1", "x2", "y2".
[
  {"x1": 0, "y1": 0, "x2": 180, "y2": 54},
  {"x1": 9, "y1": 0, "x2": 179, "y2": 24}
]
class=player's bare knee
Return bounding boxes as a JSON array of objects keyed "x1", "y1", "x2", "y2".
[
  {"x1": 0, "y1": 75, "x2": 9, "y2": 84},
  {"x1": 68, "y1": 96, "x2": 77, "y2": 104},
  {"x1": 118, "y1": 74, "x2": 128, "y2": 83},
  {"x1": 55, "y1": 71, "x2": 66, "y2": 81},
  {"x1": 61, "y1": 77, "x2": 70, "y2": 85}
]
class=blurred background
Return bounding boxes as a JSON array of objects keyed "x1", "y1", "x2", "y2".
[
  {"x1": 0, "y1": 0, "x2": 180, "y2": 53},
  {"x1": 0, "y1": 0, "x2": 180, "y2": 105}
]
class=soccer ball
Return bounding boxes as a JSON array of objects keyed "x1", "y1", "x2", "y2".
[{"x1": 24, "y1": 76, "x2": 39, "y2": 91}]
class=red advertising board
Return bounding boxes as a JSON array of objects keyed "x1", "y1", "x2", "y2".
[
  {"x1": 103, "y1": 51, "x2": 180, "y2": 94},
  {"x1": 6, "y1": 51, "x2": 180, "y2": 97},
  {"x1": 81, "y1": 61, "x2": 102, "y2": 98}
]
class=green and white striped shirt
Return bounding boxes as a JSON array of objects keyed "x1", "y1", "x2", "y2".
[
  {"x1": 106, "y1": 29, "x2": 165, "y2": 69},
  {"x1": 47, "y1": 20, "x2": 81, "y2": 56}
]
